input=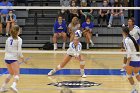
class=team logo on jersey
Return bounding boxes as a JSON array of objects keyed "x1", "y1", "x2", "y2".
[{"x1": 48, "y1": 81, "x2": 101, "y2": 88}]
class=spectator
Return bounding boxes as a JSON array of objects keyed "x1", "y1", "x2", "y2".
[
  {"x1": 6, "y1": 10, "x2": 16, "y2": 36},
  {"x1": 0, "y1": 0, "x2": 13, "y2": 27},
  {"x1": 82, "y1": 17, "x2": 94, "y2": 49},
  {"x1": 68, "y1": 17, "x2": 80, "y2": 42},
  {"x1": 59, "y1": 0, "x2": 70, "y2": 24},
  {"x1": 53, "y1": 15, "x2": 67, "y2": 50},
  {"x1": 69, "y1": 0, "x2": 79, "y2": 22},
  {"x1": 97, "y1": 0, "x2": 110, "y2": 26},
  {"x1": 87, "y1": 0, "x2": 97, "y2": 7},
  {"x1": 14, "y1": 0, "x2": 28, "y2": 6},
  {"x1": 108, "y1": 0, "x2": 125, "y2": 28},
  {"x1": 80, "y1": 1, "x2": 93, "y2": 24}
]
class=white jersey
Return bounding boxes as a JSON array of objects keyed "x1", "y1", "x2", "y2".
[
  {"x1": 124, "y1": 37, "x2": 140, "y2": 61},
  {"x1": 4, "y1": 36, "x2": 23, "y2": 60},
  {"x1": 129, "y1": 25, "x2": 140, "y2": 40},
  {"x1": 67, "y1": 42, "x2": 82, "y2": 56}
]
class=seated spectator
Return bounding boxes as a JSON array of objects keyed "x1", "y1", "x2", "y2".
[
  {"x1": 108, "y1": 0, "x2": 125, "y2": 27},
  {"x1": 59, "y1": 0, "x2": 70, "y2": 24},
  {"x1": 14, "y1": 0, "x2": 28, "y2": 6},
  {"x1": 6, "y1": 10, "x2": 16, "y2": 36},
  {"x1": 69, "y1": 0, "x2": 79, "y2": 22},
  {"x1": 80, "y1": 1, "x2": 93, "y2": 24},
  {"x1": 68, "y1": 17, "x2": 80, "y2": 42},
  {"x1": 82, "y1": 17, "x2": 94, "y2": 49},
  {"x1": 0, "y1": 0, "x2": 13, "y2": 35},
  {"x1": 87, "y1": 0, "x2": 97, "y2": 7},
  {"x1": 53, "y1": 15, "x2": 67, "y2": 50},
  {"x1": 97, "y1": 0, "x2": 110, "y2": 26}
]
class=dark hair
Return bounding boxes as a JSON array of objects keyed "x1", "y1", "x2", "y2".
[
  {"x1": 128, "y1": 17, "x2": 135, "y2": 23},
  {"x1": 86, "y1": 17, "x2": 91, "y2": 21},
  {"x1": 122, "y1": 27, "x2": 139, "y2": 52},
  {"x1": 114, "y1": 0, "x2": 121, "y2": 7}
]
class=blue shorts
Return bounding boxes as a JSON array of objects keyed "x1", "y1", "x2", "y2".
[
  {"x1": 5, "y1": 60, "x2": 17, "y2": 64},
  {"x1": 137, "y1": 38, "x2": 140, "y2": 45},
  {"x1": 129, "y1": 61, "x2": 140, "y2": 67}
]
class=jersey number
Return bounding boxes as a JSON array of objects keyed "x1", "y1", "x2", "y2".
[{"x1": 10, "y1": 39, "x2": 13, "y2": 45}]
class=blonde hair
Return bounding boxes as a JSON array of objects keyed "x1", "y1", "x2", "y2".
[
  {"x1": 10, "y1": 25, "x2": 20, "y2": 39},
  {"x1": 71, "y1": 17, "x2": 79, "y2": 27},
  {"x1": 60, "y1": 87, "x2": 73, "y2": 93}
]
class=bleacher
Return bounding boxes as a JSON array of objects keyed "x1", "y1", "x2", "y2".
[{"x1": 0, "y1": 0, "x2": 130, "y2": 48}]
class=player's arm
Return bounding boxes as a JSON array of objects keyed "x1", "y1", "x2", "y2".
[
  {"x1": 18, "y1": 39, "x2": 24, "y2": 62},
  {"x1": 125, "y1": 40, "x2": 132, "y2": 66}
]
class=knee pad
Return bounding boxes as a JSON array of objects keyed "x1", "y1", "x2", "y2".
[
  {"x1": 134, "y1": 73, "x2": 139, "y2": 77},
  {"x1": 127, "y1": 74, "x2": 132, "y2": 78},
  {"x1": 7, "y1": 74, "x2": 13, "y2": 79},
  {"x1": 80, "y1": 61, "x2": 85, "y2": 65},
  {"x1": 14, "y1": 75, "x2": 19, "y2": 81}
]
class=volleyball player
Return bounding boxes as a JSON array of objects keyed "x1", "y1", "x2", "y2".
[
  {"x1": 48, "y1": 30, "x2": 86, "y2": 78},
  {"x1": 121, "y1": 18, "x2": 140, "y2": 71},
  {"x1": 122, "y1": 27, "x2": 140, "y2": 93},
  {"x1": 0, "y1": 25, "x2": 24, "y2": 93}
]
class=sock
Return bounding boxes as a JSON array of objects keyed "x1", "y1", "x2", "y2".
[
  {"x1": 87, "y1": 43, "x2": 89, "y2": 49},
  {"x1": 131, "y1": 84, "x2": 136, "y2": 91},
  {"x1": 90, "y1": 40, "x2": 93, "y2": 44},
  {"x1": 80, "y1": 69, "x2": 85, "y2": 75},
  {"x1": 63, "y1": 42, "x2": 66, "y2": 49},
  {"x1": 54, "y1": 43, "x2": 57, "y2": 49}
]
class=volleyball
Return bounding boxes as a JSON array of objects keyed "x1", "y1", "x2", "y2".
[{"x1": 75, "y1": 30, "x2": 82, "y2": 38}]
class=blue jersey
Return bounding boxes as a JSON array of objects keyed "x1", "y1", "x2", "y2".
[
  {"x1": 54, "y1": 20, "x2": 67, "y2": 33},
  {"x1": 0, "y1": 1, "x2": 13, "y2": 15},
  {"x1": 82, "y1": 22, "x2": 94, "y2": 30}
]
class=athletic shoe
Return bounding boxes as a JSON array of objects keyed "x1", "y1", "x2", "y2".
[
  {"x1": 0, "y1": 87, "x2": 8, "y2": 93},
  {"x1": 91, "y1": 42, "x2": 94, "y2": 47},
  {"x1": 120, "y1": 68, "x2": 125, "y2": 71},
  {"x1": 81, "y1": 74, "x2": 87, "y2": 78},
  {"x1": 10, "y1": 85, "x2": 18, "y2": 93},
  {"x1": 107, "y1": 24, "x2": 111, "y2": 28},
  {"x1": 48, "y1": 70, "x2": 55, "y2": 76}
]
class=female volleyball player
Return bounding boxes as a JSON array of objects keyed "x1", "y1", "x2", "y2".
[
  {"x1": 0, "y1": 25, "x2": 24, "y2": 93},
  {"x1": 121, "y1": 18, "x2": 140, "y2": 71},
  {"x1": 122, "y1": 27, "x2": 140, "y2": 93},
  {"x1": 48, "y1": 30, "x2": 86, "y2": 78}
]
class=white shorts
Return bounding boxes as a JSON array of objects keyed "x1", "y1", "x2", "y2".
[{"x1": 67, "y1": 48, "x2": 75, "y2": 56}]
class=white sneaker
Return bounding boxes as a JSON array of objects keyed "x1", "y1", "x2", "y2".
[
  {"x1": 48, "y1": 70, "x2": 55, "y2": 76},
  {"x1": 86, "y1": 44, "x2": 89, "y2": 50},
  {"x1": 131, "y1": 89, "x2": 138, "y2": 93},
  {"x1": 54, "y1": 44, "x2": 57, "y2": 50},
  {"x1": 0, "y1": 87, "x2": 8, "y2": 93},
  {"x1": 122, "y1": 24, "x2": 125, "y2": 27},
  {"x1": 120, "y1": 68, "x2": 125, "y2": 71},
  {"x1": 81, "y1": 74, "x2": 87, "y2": 78},
  {"x1": 107, "y1": 24, "x2": 111, "y2": 28},
  {"x1": 10, "y1": 85, "x2": 18, "y2": 93}
]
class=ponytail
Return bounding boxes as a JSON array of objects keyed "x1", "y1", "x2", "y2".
[{"x1": 128, "y1": 34, "x2": 139, "y2": 52}]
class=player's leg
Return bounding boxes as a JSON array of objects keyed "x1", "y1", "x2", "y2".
[
  {"x1": 78, "y1": 55, "x2": 86, "y2": 78},
  {"x1": 48, "y1": 55, "x2": 72, "y2": 76},
  {"x1": 10, "y1": 61, "x2": 20, "y2": 93},
  {"x1": 0, "y1": 63, "x2": 14, "y2": 92},
  {"x1": 125, "y1": 66, "x2": 137, "y2": 93}
]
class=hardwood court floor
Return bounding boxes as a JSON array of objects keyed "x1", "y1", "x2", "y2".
[{"x1": 0, "y1": 49, "x2": 139, "y2": 93}]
